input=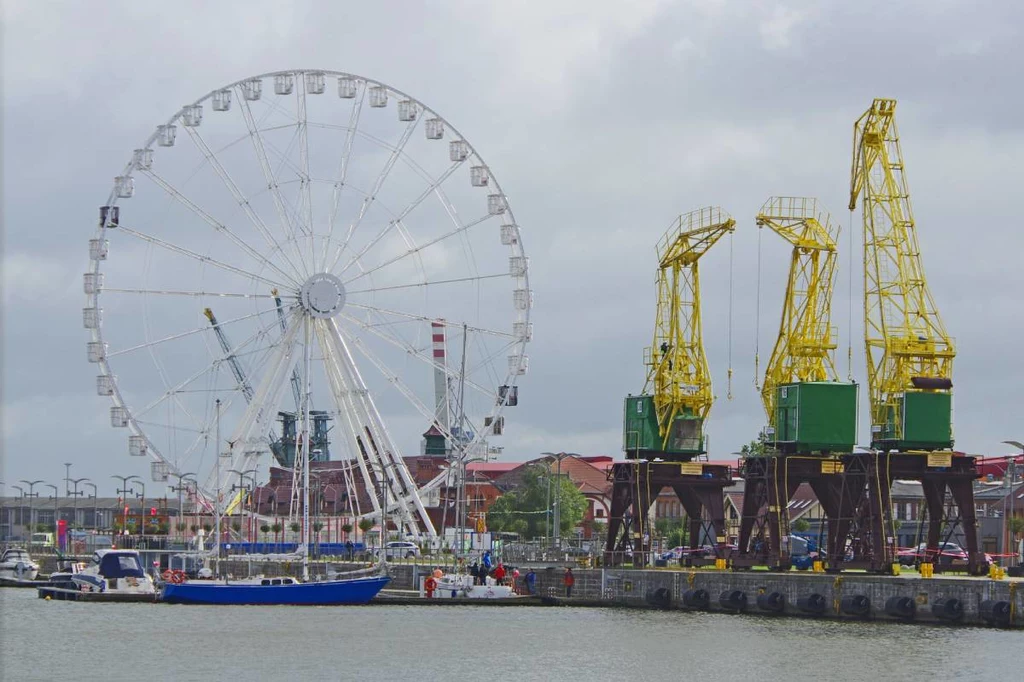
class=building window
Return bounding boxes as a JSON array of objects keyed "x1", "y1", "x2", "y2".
[{"x1": 596, "y1": 508, "x2": 606, "y2": 519}]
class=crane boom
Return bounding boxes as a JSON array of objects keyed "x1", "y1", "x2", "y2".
[
  {"x1": 273, "y1": 288, "x2": 303, "y2": 409},
  {"x1": 203, "y1": 307, "x2": 254, "y2": 402},
  {"x1": 756, "y1": 197, "x2": 856, "y2": 453},
  {"x1": 624, "y1": 207, "x2": 735, "y2": 460},
  {"x1": 849, "y1": 98, "x2": 955, "y2": 451},
  {"x1": 757, "y1": 197, "x2": 839, "y2": 419}
]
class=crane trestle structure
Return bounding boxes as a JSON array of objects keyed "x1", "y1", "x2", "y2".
[
  {"x1": 623, "y1": 207, "x2": 735, "y2": 460},
  {"x1": 849, "y1": 98, "x2": 955, "y2": 451}
]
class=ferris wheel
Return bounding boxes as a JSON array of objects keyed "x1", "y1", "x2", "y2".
[{"x1": 84, "y1": 69, "x2": 531, "y2": 540}]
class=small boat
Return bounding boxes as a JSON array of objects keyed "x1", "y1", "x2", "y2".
[
  {"x1": 161, "y1": 573, "x2": 391, "y2": 605},
  {"x1": 68, "y1": 549, "x2": 156, "y2": 595},
  {"x1": 427, "y1": 573, "x2": 516, "y2": 599},
  {"x1": 0, "y1": 547, "x2": 40, "y2": 584}
]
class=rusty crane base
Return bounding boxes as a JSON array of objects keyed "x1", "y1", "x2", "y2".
[
  {"x1": 604, "y1": 461, "x2": 732, "y2": 569},
  {"x1": 734, "y1": 452, "x2": 985, "y2": 575}
]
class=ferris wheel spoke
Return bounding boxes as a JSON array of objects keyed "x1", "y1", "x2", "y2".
[
  {"x1": 334, "y1": 162, "x2": 466, "y2": 280},
  {"x1": 323, "y1": 84, "x2": 366, "y2": 272},
  {"x1": 139, "y1": 170, "x2": 302, "y2": 288},
  {"x1": 102, "y1": 288, "x2": 286, "y2": 299},
  {"x1": 326, "y1": 115, "x2": 423, "y2": 274},
  {"x1": 116, "y1": 225, "x2": 290, "y2": 291},
  {"x1": 338, "y1": 310, "x2": 498, "y2": 401},
  {"x1": 346, "y1": 271, "x2": 506, "y2": 296},
  {"x1": 183, "y1": 125, "x2": 308, "y2": 281},
  {"x1": 236, "y1": 86, "x2": 306, "y2": 254},
  {"x1": 107, "y1": 307, "x2": 279, "y2": 359},
  {"x1": 343, "y1": 212, "x2": 492, "y2": 287},
  {"x1": 296, "y1": 76, "x2": 314, "y2": 241},
  {"x1": 343, "y1": 301, "x2": 515, "y2": 339}
]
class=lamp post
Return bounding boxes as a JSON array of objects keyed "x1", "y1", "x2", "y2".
[
  {"x1": 170, "y1": 472, "x2": 196, "y2": 541},
  {"x1": 134, "y1": 481, "x2": 147, "y2": 544},
  {"x1": 68, "y1": 477, "x2": 90, "y2": 530},
  {"x1": 85, "y1": 482, "x2": 98, "y2": 532},
  {"x1": 19, "y1": 480, "x2": 43, "y2": 536},
  {"x1": 12, "y1": 485, "x2": 24, "y2": 540},
  {"x1": 111, "y1": 475, "x2": 140, "y2": 546},
  {"x1": 541, "y1": 453, "x2": 576, "y2": 549},
  {"x1": 230, "y1": 468, "x2": 256, "y2": 543},
  {"x1": 44, "y1": 484, "x2": 58, "y2": 546}
]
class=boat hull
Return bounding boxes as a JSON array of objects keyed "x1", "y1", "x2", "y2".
[{"x1": 161, "y1": 576, "x2": 391, "y2": 605}]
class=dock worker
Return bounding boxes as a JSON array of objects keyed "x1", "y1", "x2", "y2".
[
  {"x1": 526, "y1": 568, "x2": 537, "y2": 595},
  {"x1": 563, "y1": 567, "x2": 575, "y2": 598},
  {"x1": 494, "y1": 562, "x2": 506, "y2": 585}
]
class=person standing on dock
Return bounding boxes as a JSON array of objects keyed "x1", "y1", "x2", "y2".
[
  {"x1": 526, "y1": 568, "x2": 537, "y2": 595},
  {"x1": 563, "y1": 567, "x2": 575, "y2": 598},
  {"x1": 494, "y1": 562, "x2": 506, "y2": 585}
]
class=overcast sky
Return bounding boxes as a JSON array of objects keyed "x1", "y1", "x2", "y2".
[{"x1": 3, "y1": 0, "x2": 1022, "y2": 497}]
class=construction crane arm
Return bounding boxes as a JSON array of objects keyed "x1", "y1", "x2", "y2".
[{"x1": 204, "y1": 307, "x2": 254, "y2": 402}]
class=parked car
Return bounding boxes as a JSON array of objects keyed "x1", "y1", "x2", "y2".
[
  {"x1": 660, "y1": 546, "x2": 687, "y2": 561},
  {"x1": 375, "y1": 541, "x2": 420, "y2": 559},
  {"x1": 897, "y1": 542, "x2": 967, "y2": 566}
]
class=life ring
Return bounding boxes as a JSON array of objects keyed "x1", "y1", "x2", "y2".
[
  {"x1": 170, "y1": 571, "x2": 186, "y2": 584},
  {"x1": 424, "y1": 576, "x2": 438, "y2": 591},
  {"x1": 161, "y1": 570, "x2": 174, "y2": 582}
]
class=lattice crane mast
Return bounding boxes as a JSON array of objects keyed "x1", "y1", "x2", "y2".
[
  {"x1": 623, "y1": 207, "x2": 735, "y2": 460},
  {"x1": 204, "y1": 307, "x2": 254, "y2": 402},
  {"x1": 849, "y1": 98, "x2": 955, "y2": 451},
  {"x1": 756, "y1": 197, "x2": 856, "y2": 454}
]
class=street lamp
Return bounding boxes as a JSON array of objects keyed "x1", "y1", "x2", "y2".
[
  {"x1": 19, "y1": 480, "x2": 44, "y2": 537},
  {"x1": 111, "y1": 475, "x2": 140, "y2": 546},
  {"x1": 12, "y1": 485, "x2": 24, "y2": 540},
  {"x1": 170, "y1": 472, "x2": 196, "y2": 541},
  {"x1": 84, "y1": 482, "x2": 98, "y2": 532},
  {"x1": 44, "y1": 484, "x2": 59, "y2": 545},
  {"x1": 541, "y1": 453, "x2": 577, "y2": 549},
  {"x1": 68, "y1": 477, "x2": 90, "y2": 530},
  {"x1": 230, "y1": 468, "x2": 256, "y2": 543},
  {"x1": 134, "y1": 480, "x2": 147, "y2": 544}
]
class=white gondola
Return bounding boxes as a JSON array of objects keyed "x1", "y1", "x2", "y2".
[
  {"x1": 513, "y1": 322, "x2": 533, "y2": 342},
  {"x1": 83, "y1": 272, "x2": 104, "y2": 294},
  {"x1": 508, "y1": 354, "x2": 529, "y2": 375},
  {"x1": 305, "y1": 71, "x2": 326, "y2": 94},
  {"x1": 449, "y1": 140, "x2": 469, "y2": 162},
  {"x1": 338, "y1": 76, "x2": 357, "y2": 99},
  {"x1": 513, "y1": 288, "x2": 533, "y2": 310},
  {"x1": 151, "y1": 461, "x2": 169, "y2": 482},
  {"x1": 500, "y1": 224, "x2": 520, "y2": 246},
  {"x1": 369, "y1": 85, "x2": 388, "y2": 108},
  {"x1": 488, "y1": 194, "x2": 507, "y2": 215},
  {"x1": 509, "y1": 256, "x2": 529, "y2": 277},
  {"x1": 241, "y1": 78, "x2": 262, "y2": 101},
  {"x1": 115, "y1": 176, "x2": 135, "y2": 198},
  {"x1": 182, "y1": 104, "x2": 203, "y2": 127},
  {"x1": 425, "y1": 117, "x2": 444, "y2": 139},
  {"x1": 129, "y1": 435, "x2": 147, "y2": 456},
  {"x1": 470, "y1": 165, "x2": 489, "y2": 187},
  {"x1": 212, "y1": 89, "x2": 232, "y2": 111},
  {"x1": 89, "y1": 239, "x2": 108, "y2": 261},
  {"x1": 398, "y1": 99, "x2": 417, "y2": 121},
  {"x1": 96, "y1": 375, "x2": 115, "y2": 396},
  {"x1": 274, "y1": 73, "x2": 294, "y2": 95},
  {"x1": 87, "y1": 342, "x2": 106, "y2": 363},
  {"x1": 157, "y1": 124, "x2": 177, "y2": 147},
  {"x1": 110, "y1": 406, "x2": 129, "y2": 428},
  {"x1": 132, "y1": 148, "x2": 153, "y2": 171},
  {"x1": 83, "y1": 307, "x2": 102, "y2": 329}
]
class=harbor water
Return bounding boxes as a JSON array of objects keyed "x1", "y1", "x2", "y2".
[{"x1": 1, "y1": 589, "x2": 1018, "y2": 681}]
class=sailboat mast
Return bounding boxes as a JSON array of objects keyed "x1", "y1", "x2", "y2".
[
  {"x1": 302, "y1": 315, "x2": 312, "y2": 581},
  {"x1": 214, "y1": 398, "x2": 221, "y2": 578}
]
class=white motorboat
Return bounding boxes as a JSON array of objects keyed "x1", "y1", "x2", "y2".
[
  {"x1": 425, "y1": 573, "x2": 516, "y2": 599},
  {"x1": 0, "y1": 547, "x2": 40, "y2": 582},
  {"x1": 70, "y1": 549, "x2": 155, "y2": 595}
]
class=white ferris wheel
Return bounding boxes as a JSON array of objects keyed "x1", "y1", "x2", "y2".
[{"x1": 84, "y1": 69, "x2": 532, "y2": 540}]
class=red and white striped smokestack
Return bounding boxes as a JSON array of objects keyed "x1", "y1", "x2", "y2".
[{"x1": 432, "y1": 320, "x2": 450, "y2": 432}]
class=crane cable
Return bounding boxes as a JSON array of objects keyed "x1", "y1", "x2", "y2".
[
  {"x1": 847, "y1": 209, "x2": 855, "y2": 381},
  {"x1": 727, "y1": 231, "x2": 734, "y2": 400},
  {"x1": 754, "y1": 226, "x2": 762, "y2": 390}
]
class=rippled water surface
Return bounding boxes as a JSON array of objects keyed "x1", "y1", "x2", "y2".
[{"x1": 1, "y1": 589, "x2": 1019, "y2": 681}]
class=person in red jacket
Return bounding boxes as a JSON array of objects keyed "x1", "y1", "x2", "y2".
[
  {"x1": 493, "y1": 562, "x2": 507, "y2": 585},
  {"x1": 563, "y1": 567, "x2": 575, "y2": 597}
]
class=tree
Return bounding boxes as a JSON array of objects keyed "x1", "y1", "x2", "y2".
[
  {"x1": 231, "y1": 521, "x2": 241, "y2": 533},
  {"x1": 312, "y1": 521, "x2": 324, "y2": 544},
  {"x1": 175, "y1": 522, "x2": 186, "y2": 533},
  {"x1": 341, "y1": 523, "x2": 353, "y2": 539},
  {"x1": 487, "y1": 464, "x2": 587, "y2": 540},
  {"x1": 740, "y1": 440, "x2": 766, "y2": 457},
  {"x1": 792, "y1": 518, "x2": 811, "y2": 533},
  {"x1": 271, "y1": 521, "x2": 282, "y2": 543},
  {"x1": 260, "y1": 523, "x2": 271, "y2": 542},
  {"x1": 358, "y1": 518, "x2": 375, "y2": 550},
  {"x1": 289, "y1": 521, "x2": 301, "y2": 538},
  {"x1": 1008, "y1": 516, "x2": 1024, "y2": 539}
]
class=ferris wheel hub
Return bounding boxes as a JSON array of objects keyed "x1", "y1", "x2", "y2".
[{"x1": 300, "y1": 273, "x2": 346, "y2": 318}]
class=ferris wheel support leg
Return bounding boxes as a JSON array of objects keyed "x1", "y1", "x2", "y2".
[
  {"x1": 202, "y1": 312, "x2": 303, "y2": 501},
  {"x1": 320, "y1": 318, "x2": 438, "y2": 542}
]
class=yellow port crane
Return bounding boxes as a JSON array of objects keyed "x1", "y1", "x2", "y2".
[
  {"x1": 756, "y1": 197, "x2": 856, "y2": 453},
  {"x1": 624, "y1": 207, "x2": 735, "y2": 459},
  {"x1": 849, "y1": 98, "x2": 955, "y2": 451}
]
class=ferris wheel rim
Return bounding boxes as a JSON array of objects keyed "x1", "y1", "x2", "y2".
[{"x1": 86, "y1": 68, "x2": 531, "y2": 508}]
